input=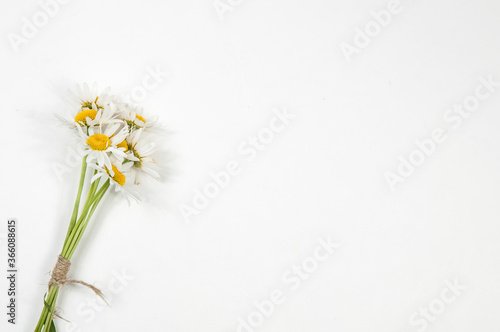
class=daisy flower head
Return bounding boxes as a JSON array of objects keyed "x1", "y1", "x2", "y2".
[
  {"x1": 115, "y1": 100, "x2": 160, "y2": 133},
  {"x1": 78, "y1": 123, "x2": 128, "y2": 173},
  {"x1": 68, "y1": 82, "x2": 112, "y2": 111},
  {"x1": 56, "y1": 83, "x2": 117, "y2": 129},
  {"x1": 89, "y1": 160, "x2": 141, "y2": 203},
  {"x1": 74, "y1": 102, "x2": 122, "y2": 128},
  {"x1": 124, "y1": 128, "x2": 160, "y2": 185}
]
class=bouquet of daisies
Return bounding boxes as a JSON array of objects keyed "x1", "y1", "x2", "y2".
[{"x1": 34, "y1": 83, "x2": 162, "y2": 332}]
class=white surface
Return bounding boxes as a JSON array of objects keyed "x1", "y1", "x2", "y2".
[{"x1": 1, "y1": 0, "x2": 500, "y2": 331}]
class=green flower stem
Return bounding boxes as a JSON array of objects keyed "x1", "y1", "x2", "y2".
[
  {"x1": 34, "y1": 158, "x2": 89, "y2": 332},
  {"x1": 61, "y1": 177, "x2": 100, "y2": 257},
  {"x1": 67, "y1": 180, "x2": 109, "y2": 259},
  {"x1": 34, "y1": 292, "x2": 49, "y2": 331},
  {"x1": 41, "y1": 287, "x2": 59, "y2": 332},
  {"x1": 82, "y1": 171, "x2": 99, "y2": 211},
  {"x1": 34, "y1": 280, "x2": 59, "y2": 331},
  {"x1": 35, "y1": 160, "x2": 111, "y2": 332},
  {"x1": 62, "y1": 178, "x2": 108, "y2": 258},
  {"x1": 41, "y1": 180, "x2": 110, "y2": 331},
  {"x1": 65, "y1": 156, "x2": 87, "y2": 240}
]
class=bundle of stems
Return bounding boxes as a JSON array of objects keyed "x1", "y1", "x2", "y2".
[{"x1": 34, "y1": 156, "x2": 110, "y2": 332}]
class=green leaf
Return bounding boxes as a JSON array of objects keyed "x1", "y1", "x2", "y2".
[{"x1": 49, "y1": 319, "x2": 57, "y2": 332}]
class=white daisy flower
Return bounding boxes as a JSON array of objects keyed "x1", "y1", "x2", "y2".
[
  {"x1": 114, "y1": 99, "x2": 160, "y2": 132},
  {"x1": 124, "y1": 129, "x2": 160, "y2": 184},
  {"x1": 55, "y1": 84, "x2": 118, "y2": 129},
  {"x1": 68, "y1": 82, "x2": 113, "y2": 111},
  {"x1": 77, "y1": 123, "x2": 128, "y2": 174},
  {"x1": 75, "y1": 103, "x2": 120, "y2": 127},
  {"x1": 89, "y1": 161, "x2": 141, "y2": 202}
]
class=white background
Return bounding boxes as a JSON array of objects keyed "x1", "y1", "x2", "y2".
[{"x1": 1, "y1": 0, "x2": 500, "y2": 331}]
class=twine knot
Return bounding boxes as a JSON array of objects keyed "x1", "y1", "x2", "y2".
[{"x1": 49, "y1": 255, "x2": 107, "y2": 304}]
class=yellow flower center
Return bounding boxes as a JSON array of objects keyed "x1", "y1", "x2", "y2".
[
  {"x1": 87, "y1": 134, "x2": 110, "y2": 151},
  {"x1": 74, "y1": 110, "x2": 98, "y2": 124},
  {"x1": 81, "y1": 97, "x2": 103, "y2": 110},
  {"x1": 130, "y1": 146, "x2": 142, "y2": 168},
  {"x1": 117, "y1": 140, "x2": 128, "y2": 151},
  {"x1": 110, "y1": 165, "x2": 126, "y2": 186},
  {"x1": 135, "y1": 114, "x2": 146, "y2": 123}
]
